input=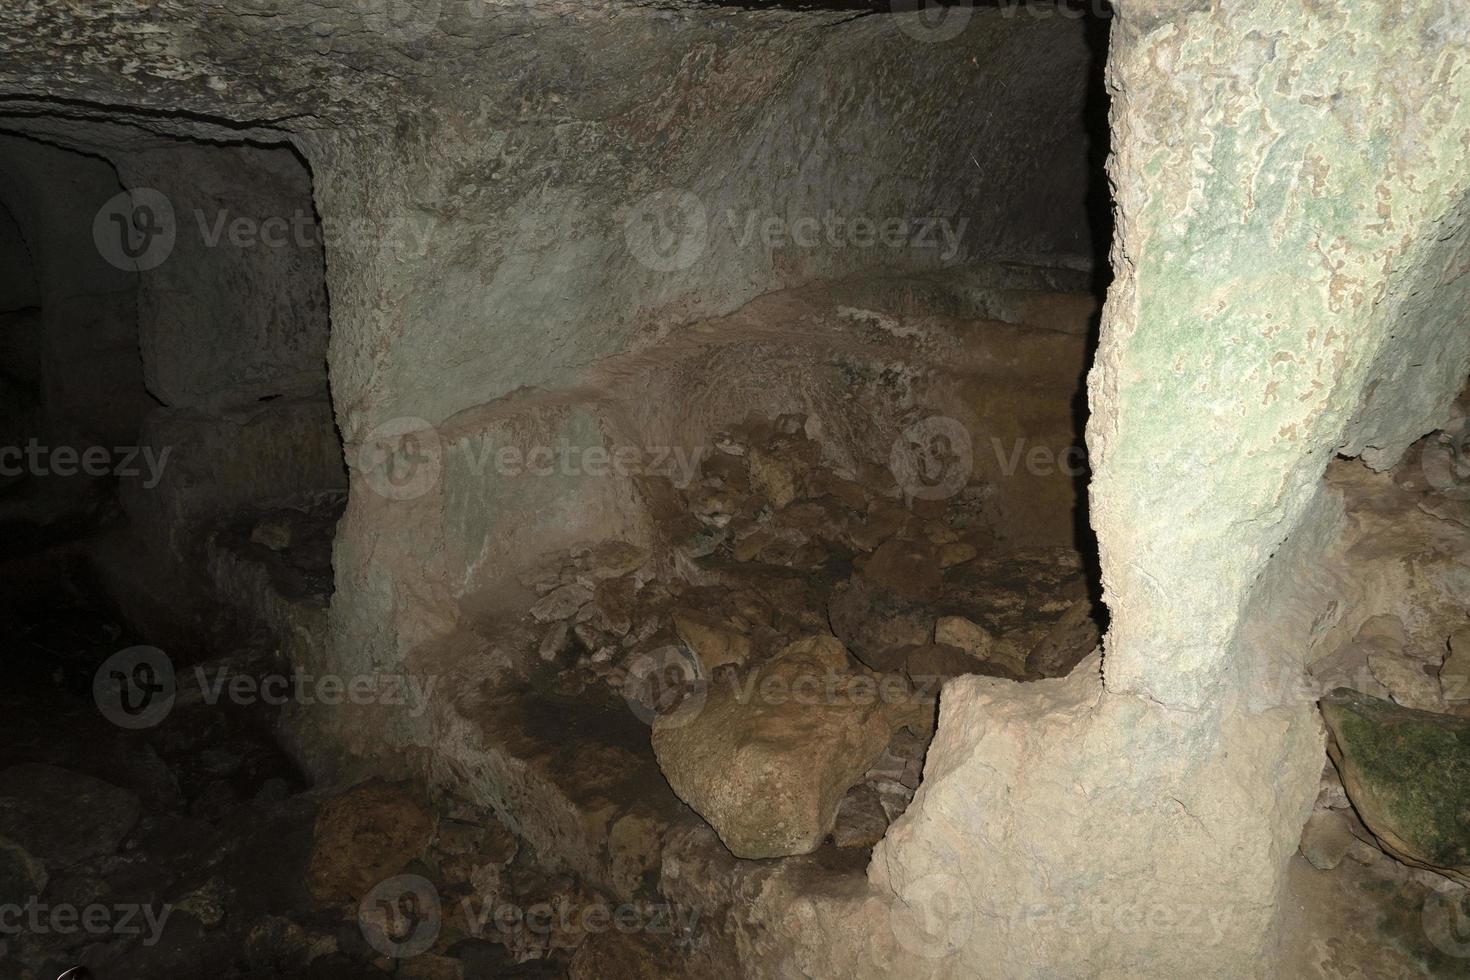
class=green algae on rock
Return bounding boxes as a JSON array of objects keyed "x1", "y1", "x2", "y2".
[{"x1": 1321, "y1": 688, "x2": 1470, "y2": 885}]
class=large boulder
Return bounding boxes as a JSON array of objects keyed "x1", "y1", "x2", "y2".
[
  {"x1": 651, "y1": 635, "x2": 913, "y2": 859},
  {"x1": 1321, "y1": 688, "x2": 1470, "y2": 884},
  {"x1": 305, "y1": 780, "x2": 435, "y2": 903}
]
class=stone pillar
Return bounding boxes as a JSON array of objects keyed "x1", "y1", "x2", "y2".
[{"x1": 869, "y1": 2, "x2": 1470, "y2": 977}]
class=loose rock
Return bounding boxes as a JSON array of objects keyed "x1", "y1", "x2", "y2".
[
  {"x1": 306, "y1": 780, "x2": 436, "y2": 903},
  {"x1": 651, "y1": 635, "x2": 904, "y2": 859},
  {"x1": 1321, "y1": 688, "x2": 1470, "y2": 885}
]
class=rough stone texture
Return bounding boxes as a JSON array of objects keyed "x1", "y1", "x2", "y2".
[
  {"x1": 652, "y1": 635, "x2": 908, "y2": 859},
  {"x1": 122, "y1": 399, "x2": 346, "y2": 564},
  {"x1": 305, "y1": 779, "x2": 436, "y2": 904},
  {"x1": 1298, "y1": 810, "x2": 1356, "y2": 872},
  {"x1": 1322, "y1": 689, "x2": 1470, "y2": 886},
  {"x1": 121, "y1": 142, "x2": 331, "y2": 412},
  {"x1": 863, "y1": 3, "x2": 1470, "y2": 977},
  {"x1": 1092, "y1": 1, "x2": 1470, "y2": 711},
  {"x1": 0, "y1": 764, "x2": 140, "y2": 869}
]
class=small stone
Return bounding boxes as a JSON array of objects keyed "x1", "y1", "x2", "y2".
[
  {"x1": 924, "y1": 523, "x2": 960, "y2": 546},
  {"x1": 539, "y1": 622, "x2": 571, "y2": 662},
  {"x1": 775, "y1": 413, "x2": 805, "y2": 436},
  {"x1": 935, "y1": 616, "x2": 993, "y2": 658},
  {"x1": 572, "y1": 622, "x2": 606, "y2": 655},
  {"x1": 831, "y1": 784, "x2": 890, "y2": 848},
  {"x1": 1315, "y1": 763, "x2": 1350, "y2": 811},
  {"x1": 672, "y1": 609, "x2": 751, "y2": 671},
  {"x1": 431, "y1": 815, "x2": 518, "y2": 888},
  {"x1": 713, "y1": 431, "x2": 746, "y2": 456},
  {"x1": 583, "y1": 541, "x2": 648, "y2": 579},
  {"x1": 748, "y1": 446, "x2": 797, "y2": 510},
  {"x1": 674, "y1": 526, "x2": 726, "y2": 560},
  {"x1": 939, "y1": 541, "x2": 977, "y2": 567},
  {"x1": 1299, "y1": 810, "x2": 1356, "y2": 870},
  {"x1": 251, "y1": 518, "x2": 293, "y2": 550},
  {"x1": 733, "y1": 526, "x2": 776, "y2": 562},
  {"x1": 590, "y1": 578, "x2": 635, "y2": 636},
  {"x1": 846, "y1": 504, "x2": 908, "y2": 553},
  {"x1": 1025, "y1": 599, "x2": 1101, "y2": 678},
  {"x1": 829, "y1": 574, "x2": 933, "y2": 670},
  {"x1": 529, "y1": 582, "x2": 594, "y2": 623},
  {"x1": 174, "y1": 879, "x2": 227, "y2": 928},
  {"x1": 1368, "y1": 650, "x2": 1444, "y2": 711}
]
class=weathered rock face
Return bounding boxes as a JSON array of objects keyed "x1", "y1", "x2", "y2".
[
  {"x1": 1322, "y1": 689, "x2": 1470, "y2": 886},
  {"x1": 651, "y1": 635, "x2": 912, "y2": 859}
]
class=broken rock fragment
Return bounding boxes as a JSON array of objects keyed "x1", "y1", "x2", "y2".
[{"x1": 651, "y1": 635, "x2": 908, "y2": 859}]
